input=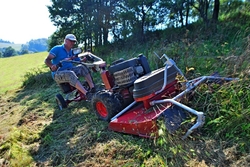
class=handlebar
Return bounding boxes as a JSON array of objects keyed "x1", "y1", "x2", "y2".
[
  {"x1": 55, "y1": 52, "x2": 106, "y2": 72},
  {"x1": 78, "y1": 52, "x2": 104, "y2": 62}
]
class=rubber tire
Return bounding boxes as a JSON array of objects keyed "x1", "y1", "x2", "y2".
[
  {"x1": 56, "y1": 94, "x2": 67, "y2": 110},
  {"x1": 91, "y1": 91, "x2": 122, "y2": 121}
]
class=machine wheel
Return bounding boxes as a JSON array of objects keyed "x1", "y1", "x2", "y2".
[
  {"x1": 56, "y1": 94, "x2": 67, "y2": 110},
  {"x1": 91, "y1": 91, "x2": 122, "y2": 121}
]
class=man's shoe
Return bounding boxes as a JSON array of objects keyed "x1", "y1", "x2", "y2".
[
  {"x1": 89, "y1": 87, "x2": 96, "y2": 93},
  {"x1": 86, "y1": 92, "x2": 93, "y2": 101}
]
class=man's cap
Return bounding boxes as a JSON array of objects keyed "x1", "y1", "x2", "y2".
[{"x1": 65, "y1": 34, "x2": 77, "y2": 41}]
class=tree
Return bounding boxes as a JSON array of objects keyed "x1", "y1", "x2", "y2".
[
  {"x1": 47, "y1": 0, "x2": 232, "y2": 47},
  {"x1": 2, "y1": 46, "x2": 17, "y2": 57},
  {"x1": 160, "y1": 0, "x2": 189, "y2": 27},
  {"x1": 47, "y1": 31, "x2": 65, "y2": 51},
  {"x1": 20, "y1": 44, "x2": 29, "y2": 55},
  {"x1": 20, "y1": 49, "x2": 29, "y2": 55},
  {"x1": 48, "y1": 0, "x2": 117, "y2": 50},
  {"x1": 212, "y1": 0, "x2": 220, "y2": 21},
  {"x1": 110, "y1": 0, "x2": 159, "y2": 42},
  {"x1": 27, "y1": 39, "x2": 48, "y2": 52},
  {"x1": 190, "y1": 0, "x2": 211, "y2": 23},
  {"x1": 126, "y1": 0, "x2": 158, "y2": 42}
]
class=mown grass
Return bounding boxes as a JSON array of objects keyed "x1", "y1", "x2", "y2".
[{"x1": 0, "y1": 8, "x2": 250, "y2": 166}]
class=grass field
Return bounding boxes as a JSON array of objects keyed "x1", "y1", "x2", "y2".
[
  {"x1": 0, "y1": 10, "x2": 249, "y2": 166},
  {"x1": 0, "y1": 42, "x2": 22, "y2": 50},
  {"x1": 0, "y1": 52, "x2": 48, "y2": 94}
]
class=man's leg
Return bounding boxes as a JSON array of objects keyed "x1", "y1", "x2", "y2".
[
  {"x1": 75, "y1": 81, "x2": 88, "y2": 94},
  {"x1": 72, "y1": 65, "x2": 95, "y2": 89},
  {"x1": 54, "y1": 71, "x2": 88, "y2": 95},
  {"x1": 85, "y1": 73, "x2": 95, "y2": 89}
]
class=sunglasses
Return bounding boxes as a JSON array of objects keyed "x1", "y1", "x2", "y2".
[{"x1": 67, "y1": 39, "x2": 76, "y2": 43}]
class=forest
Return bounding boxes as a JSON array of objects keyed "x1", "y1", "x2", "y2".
[{"x1": 47, "y1": 0, "x2": 245, "y2": 51}]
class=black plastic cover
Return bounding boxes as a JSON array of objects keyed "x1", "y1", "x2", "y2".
[
  {"x1": 133, "y1": 65, "x2": 178, "y2": 99},
  {"x1": 108, "y1": 55, "x2": 151, "y2": 75}
]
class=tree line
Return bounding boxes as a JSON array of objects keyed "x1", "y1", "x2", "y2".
[
  {"x1": 47, "y1": 0, "x2": 247, "y2": 51},
  {"x1": 0, "y1": 38, "x2": 48, "y2": 57}
]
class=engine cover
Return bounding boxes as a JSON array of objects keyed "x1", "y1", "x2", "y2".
[
  {"x1": 108, "y1": 55, "x2": 151, "y2": 87},
  {"x1": 133, "y1": 65, "x2": 179, "y2": 100},
  {"x1": 113, "y1": 66, "x2": 137, "y2": 87}
]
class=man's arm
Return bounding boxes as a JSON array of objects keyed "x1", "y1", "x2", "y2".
[{"x1": 44, "y1": 54, "x2": 57, "y2": 71}]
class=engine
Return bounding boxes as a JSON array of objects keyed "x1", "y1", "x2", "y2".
[
  {"x1": 107, "y1": 55, "x2": 151, "y2": 107},
  {"x1": 108, "y1": 54, "x2": 151, "y2": 88}
]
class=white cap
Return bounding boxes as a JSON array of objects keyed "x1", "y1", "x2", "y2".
[{"x1": 65, "y1": 34, "x2": 77, "y2": 41}]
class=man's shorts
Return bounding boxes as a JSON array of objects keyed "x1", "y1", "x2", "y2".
[{"x1": 54, "y1": 65, "x2": 89, "y2": 87}]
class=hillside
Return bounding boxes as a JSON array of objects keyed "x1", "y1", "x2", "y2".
[
  {"x1": 0, "y1": 13, "x2": 250, "y2": 167},
  {"x1": 0, "y1": 52, "x2": 48, "y2": 94},
  {"x1": 0, "y1": 38, "x2": 49, "y2": 57},
  {"x1": 0, "y1": 42, "x2": 22, "y2": 51}
]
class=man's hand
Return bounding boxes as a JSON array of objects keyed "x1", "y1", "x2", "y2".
[
  {"x1": 81, "y1": 56, "x2": 87, "y2": 62},
  {"x1": 86, "y1": 54, "x2": 95, "y2": 62},
  {"x1": 50, "y1": 65, "x2": 58, "y2": 71}
]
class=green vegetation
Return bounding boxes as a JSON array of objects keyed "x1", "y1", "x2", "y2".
[
  {"x1": 47, "y1": 0, "x2": 223, "y2": 50},
  {"x1": 0, "y1": 1, "x2": 250, "y2": 167},
  {"x1": 0, "y1": 43, "x2": 22, "y2": 51},
  {"x1": 0, "y1": 38, "x2": 48, "y2": 57},
  {"x1": 0, "y1": 52, "x2": 48, "y2": 94}
]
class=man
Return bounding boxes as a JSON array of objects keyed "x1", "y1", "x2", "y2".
[{"x1": 44, "y1": 34, "x2": 95, "y2": 100}]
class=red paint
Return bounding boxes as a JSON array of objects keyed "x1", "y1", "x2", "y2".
[
  {"x1": 101, "y1": 71, "x2": 114, "y2": 90},
  {"x1": 109, "y1": 80, "x2": 178, "y2": 138}
]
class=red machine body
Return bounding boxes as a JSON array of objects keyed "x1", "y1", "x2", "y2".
[
  {"x1": 56, "y1": 51, "x2": 237, "y2": 139},
  {"x1": 94, "y1": 55, "x2": 181, "y2": 138},
  {"x1": 108, "y1": 81, "x2": 177, "y2": 138}
]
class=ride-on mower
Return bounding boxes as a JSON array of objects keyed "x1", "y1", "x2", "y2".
[{"x1": 55, "y1": 49, "x2": 238, "y2": 139}]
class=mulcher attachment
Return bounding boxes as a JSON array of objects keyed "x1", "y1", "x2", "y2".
[
  {"x1": 162, "y1": 105, "x2": 186, "y2": 133},
  {"x1": 108, "y1": 54, "x2": 238, "y2": 139}
]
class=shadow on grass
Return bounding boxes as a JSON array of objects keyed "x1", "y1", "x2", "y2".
[
  {"x1": 12, "y1": 86, "x2": 152, "y2": 166},
  {"x1": 10, "y1": 80, "x2": 159, "y2": 166}
]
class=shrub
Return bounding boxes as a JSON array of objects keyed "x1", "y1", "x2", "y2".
[{"x1": 22, "y1": 68, "x2": 54, "y2": 89}]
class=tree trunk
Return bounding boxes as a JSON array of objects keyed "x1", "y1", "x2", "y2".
[
  {"x1": 179, "y1": 9, "x2": 184, "y2": 27},
  {"x1": 212, "y1": 0, "x2": 220, "y2": 21},
  {"x1": 185, "y1": 1, "x2": 190, "y2": 27},
  {"x1": 141, "y1": 5, "x2": 146, "y2": 42}
]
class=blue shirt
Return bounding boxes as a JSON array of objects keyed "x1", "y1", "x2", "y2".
[{"x1": 49, "y1": 44, "x2": 80, "y2": 78}]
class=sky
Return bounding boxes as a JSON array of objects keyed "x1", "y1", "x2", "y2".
[{"x1": 0, "y1": 0, "x2": 57, "y2": 44}]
